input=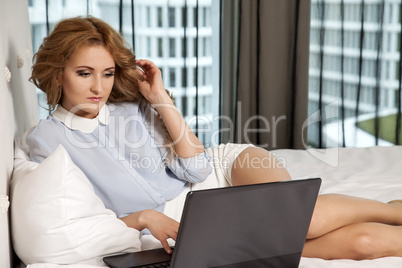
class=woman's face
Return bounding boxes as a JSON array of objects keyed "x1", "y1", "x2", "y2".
[{"x1": 59, "y1": 45, "x2": 115, "y2": 118}]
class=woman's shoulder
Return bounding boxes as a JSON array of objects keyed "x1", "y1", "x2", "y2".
[
  {"x1": 30, "y1": 116, "x2": 64, "y2": 134},
  {"x1": 25, "y1": 116, "x2": 68, "y2": 161},
  {"x1": 26, "y1": 116, "x2": 65, "y2": 144}
]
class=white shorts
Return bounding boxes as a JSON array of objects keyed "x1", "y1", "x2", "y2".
[{"x1": 163, "y1": 143, "x2": 254, "y2": 222}]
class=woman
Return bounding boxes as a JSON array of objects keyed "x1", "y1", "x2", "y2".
[{"x1": 28, "y1": 16, "x2": 402, "y2": 260}]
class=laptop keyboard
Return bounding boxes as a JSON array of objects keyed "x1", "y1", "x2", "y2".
[{"x1": 139, "y1": 261, "x2": 171, "y2": 268}]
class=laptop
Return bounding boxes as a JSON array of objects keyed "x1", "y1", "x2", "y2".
[{"x1": 104, "y1": 178, "x2": 321, "y2": 268}]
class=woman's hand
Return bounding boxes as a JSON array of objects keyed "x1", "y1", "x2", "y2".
[
  {"x1": 136, "y1": 59, "x2": 205, "y2": 157},
  {"x1": 142, "y1": 210, "x2": 179, "y2": 254},
  {"x1": 120, "y1": 209, "x2": 179, "y2": 254},
  {"x1": 136, "y1": 59, "x2": 172, "y2": 105}
]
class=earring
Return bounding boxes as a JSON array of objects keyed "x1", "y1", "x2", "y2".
[{"x1": 57, "y1": 85, "x2": 62, "y2": 100}]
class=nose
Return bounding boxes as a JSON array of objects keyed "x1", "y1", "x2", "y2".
[{"x1": 90, "y1": 76, "x2": 103, "y2": 94}]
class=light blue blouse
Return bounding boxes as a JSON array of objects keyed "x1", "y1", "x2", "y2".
[{"x1": 26, "y1": 99, "x2": 212, "y2": 218}]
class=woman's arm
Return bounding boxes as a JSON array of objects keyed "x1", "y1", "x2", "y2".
[
  {"x1": 136, "y1": 59, "x2": 205, "y2": 158},
  {"x1": 120, "y1": 210, "x2": 179, "y2": 254}
]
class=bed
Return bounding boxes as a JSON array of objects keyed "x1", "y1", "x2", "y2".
[
  {"x1": 9, "y1": 144, "x2": 402, "y2": 268},
  {"x1": 3, "y1": 1, "x2": 402, "y2": 268}
]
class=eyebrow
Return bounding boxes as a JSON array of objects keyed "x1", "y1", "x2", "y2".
[{"x1": 76, "y1": 66, "x2": 115, "y2": 71}]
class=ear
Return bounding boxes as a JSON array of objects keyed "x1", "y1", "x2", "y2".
[{"x1": 56, "y1": 72, "x2": 63, "y2": 86}]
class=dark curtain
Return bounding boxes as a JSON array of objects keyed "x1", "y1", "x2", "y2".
[{"x1": 221, "y1": 0, "x2": 311, "y2": 150}]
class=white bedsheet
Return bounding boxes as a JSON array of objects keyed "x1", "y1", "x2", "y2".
[
  {"x1": 276, "y1": 146, "x2": 402, "y2": 267},
  {"x1": 27, "y1": 145, "x2": 402, "y2": 268}
]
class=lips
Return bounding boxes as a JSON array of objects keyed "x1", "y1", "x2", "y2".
[{"x1": 88, "y1": 97, "x2": 103, "y2": 102}]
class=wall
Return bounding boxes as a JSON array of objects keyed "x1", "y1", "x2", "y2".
[{"x1": 0, "y1": 1, "x2": 38, "y2": 267}]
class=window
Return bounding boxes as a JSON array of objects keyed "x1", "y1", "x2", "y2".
[
  {"x1": 181, "y1": 37, "x2": 187, "y2": 57},
  {"x1": 193, "y1": 96, "x2": 197, "y2": 115},
  {"x1": 157, "y1": 37, "x2": 163, "y2": 57},
  {"x1": 169, "y1": 38, "x2": 176, "y2": 57},
  {"x1": 157, "y1": 7, "x2": 163, "y2": 27},
  {"x1": 202, "y1": 37, "x2": 207, "y2": 57},
  {"x1": 201, "y1": 67, "x2": 206, "y2": 86},
  {"x1": 146, "y1": 37, "x2": 152, "y2": 57},
  {"x1": 193, "y1": 67, "x2": 197, "y2": 87},
  {"x1": 193, "y1": 37, "x2": 197, "y2": 57},
  {"x1": 181, "y1": 96, "x2": 188, "y2": 115},
  {"x1": 181, "y1": 7, "x2": 187, "y2": 27},
  {"x1": 146, "y1": 7, "x2": 151, "y2": 27},
  {"x1": 169, "y1": 68, "x2": 176, "y2": 87},
  {"x1": 181, "y1": 67, "x2": 187, "y2": 87},
  {"x1": 204, "y1": 7, "x2": 210, "y2": 27},
  {"x1": 308, "y1": 0, "x2": 400, "y2": 147},
  {"x1": 168, "y1": 7, "x2": 175, "y2": 28},
  {"x1": 193, "y1": 7, "x2": 197, "y2": 27}
]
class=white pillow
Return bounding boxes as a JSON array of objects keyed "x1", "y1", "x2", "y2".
[{"x1": 11, "y1": 139, "x2": 141, "y2": 266}]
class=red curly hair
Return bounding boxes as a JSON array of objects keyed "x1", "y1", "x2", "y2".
[{"x1": 30, "y1": 16, "x2": 144, "y2": 110}]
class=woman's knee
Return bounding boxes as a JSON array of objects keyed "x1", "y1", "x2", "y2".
[
  {"x1": 344, "y1": 223, "x2": 397, "y2": 260},
  {"x1": 347, "y1": 231, "x2": 382, "y2": 259},
  {"x1": 306, "y1": 221, "x2": 399, "y2": 260},
  {"x1": 231, "y1": 147, "x2": 291, "y2": 186},
  {"x1": 305, "y1": 229, "x2": 384, "y2": 260}
]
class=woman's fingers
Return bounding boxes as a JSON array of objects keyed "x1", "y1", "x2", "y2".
[
  {"x1": 157, "y1": 227, "x2": 177, "y2": 254},
  {"x1": 162, "y1": 227, "x2": 179, "y2": 254},
  {"x1": 134, "y1": 59, "x2": 169, "y2": 104},
  {"x1": 136, "y1": 60, "x2": 159, "y2": 82},
  {"x1": 136, "y1": 59, "x2": 157, "y2": 72},
  {"x1": 161, "y1": 239, "x2": 173, "y2": 254},
  {"x1": 144, "y1": 211, "x2": 179, "y2": 254}
]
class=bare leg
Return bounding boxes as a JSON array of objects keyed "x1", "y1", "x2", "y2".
[
  {"x1": 230, "y1": 147, "x2": 402, "y2": 259},
  {"x1": 231, "y1": 147, "x2": 402, "y2": 233},
  {"x1": 303, "y1": 222, "x2": 402, "y2": 260},
  {"x1": 231, "y1": 147, "x2": 291, "y2": 186},
  {"x1": 308, "y1": 194, "x2": 402, "y2": 239}
]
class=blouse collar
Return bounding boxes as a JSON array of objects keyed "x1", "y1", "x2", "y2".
[{"x1": 52, "y1": 104, "x2": 110, "y2": 133}]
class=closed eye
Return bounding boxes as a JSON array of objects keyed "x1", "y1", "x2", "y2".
[
  {"x1": 77, "y1": 71, "x2": 91, "y2": 77},
  {"x1": 104, "y1": 72, "x2": 115, "y2": 78}
]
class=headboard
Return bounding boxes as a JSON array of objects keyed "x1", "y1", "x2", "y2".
[{"x1": 0, "y1": 1, "x2": 39, "y2": 267}]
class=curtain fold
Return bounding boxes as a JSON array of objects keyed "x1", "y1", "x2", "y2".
[
  {"x1": 355, "y1": 0, "x2": 365, "y2": 139},
  {"x1": 374, "y1": 0, "x2": 385, "y2": 145},
  {"x1": 397, "y1": 2, "x2": 402, "y2": 145},
  {"x1": 220, "y1": 0, "x2": 240, "y2": 144},
  {"x1": 317, "y1": 0, "x2": 325, "y2": 147},
  {"x1": 226, "y1": 0, "x2": 310, "y2": 150},
  {"x1": 340, "y1": 0, "x2": 346, "y2": 147}
]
